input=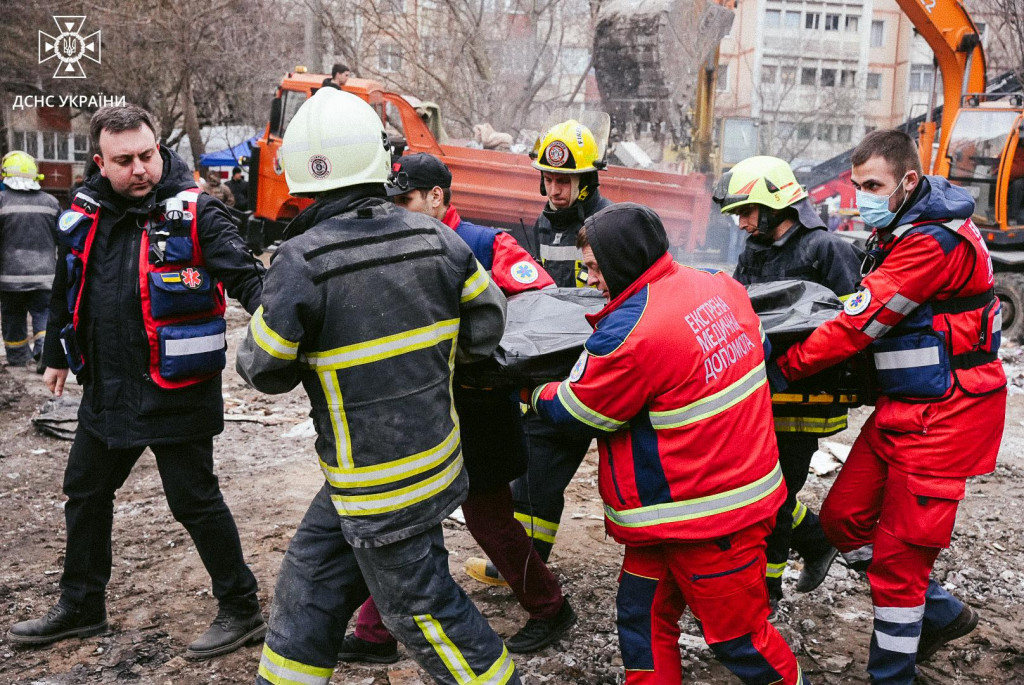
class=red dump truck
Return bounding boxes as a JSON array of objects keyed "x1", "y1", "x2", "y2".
[{"x1": 242, "y1": 70, "x2": 712, "y2": 254}]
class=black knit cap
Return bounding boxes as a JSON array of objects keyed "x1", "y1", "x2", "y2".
[
  {"x1": 583, "y1": 202, "x2": 670, "y2": 299},
  {"x1": 385, "y1": 153, "x2": 452, "y2": 197}
]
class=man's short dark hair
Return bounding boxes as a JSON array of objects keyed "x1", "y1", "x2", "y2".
[
  {"x1": 90, "y1": 104, "x2": 158, "y2": 154},
  {"x1": 332, "y1": 63, "x2": 350, "y2": 77},
  {"x1": 851, "y1": 129, "x2": 922, "y2": 180},
  {"x1": 576, "y1": 225, "x2": 590, "y2": 250},
  {"x1": 415, "y1": 187, "x2": 452, "y2": 206}
]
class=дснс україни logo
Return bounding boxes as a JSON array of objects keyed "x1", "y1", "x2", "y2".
[{"x1": 39, "y1": 16, "x2": 101, "y2": 79}]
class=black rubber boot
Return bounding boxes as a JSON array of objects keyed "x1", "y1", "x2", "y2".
[
  {"x1": 338, "y1": 634, "x2": 401, "y2": 664},
  {"x1": 795, "y1": 546, "x2": 839, "y2": 593},
  {"x1": 185, "y1": 608, "x2": 266, "y2": 660},
  {"x1": 506, "y1": 598, "x2": 577, "y2": 653},
  {"x1": 7, "y1": 601, "x2": 108, "y2": 646}
]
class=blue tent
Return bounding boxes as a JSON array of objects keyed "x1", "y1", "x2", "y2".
[{"x1": 199, "y1": 135, "x2": 260, "y2": 167}]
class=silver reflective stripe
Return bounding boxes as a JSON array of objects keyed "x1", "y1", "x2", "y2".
[
  {"x1": 321, "y1": 133, "x2": 388, "y2": 148},
  {"x1": 863, "y1": 319, "x2": 892, "y2": 339},
  {"x1": 257, "y1": 653, "x2": 331, "y2": 685},
  {"x1": 993, "y1": 310, "x2": 1003, "y2": 331},
  {"x1": 606, "y1": 462, "x2": 783, "y2": 527},
  {"x1": 885, "y1": 293, "x2": 919, "y2": 315},
  {"x1": 650, "y1": 363, "x2": 766, "y2": 429},
  {"x1": 0, "y1": 205, "x2": 59, "y2": 216},
  {"x1": 843, "y1": 544, "x2": 873, "y2": 564},
  {"x1": 74, "y1": 192, "x2": 100, "y2": 207},
  {"x1": 874, "y1": 347, "x2": 940, "y2": 370},
  {"x1": 539, "y1": 244, "x2": 580, "y2": 261},
  {"x1": 164, "y1": 332, "x2": 225, "y2": 356},
  {"x1": 874, "y1": 605, "x2": 925, "y2": 623},
  {"x1": 0, "y1": 274, "x2": 53, "y2": 285},
  {"x1": 556, "y1": 382, "x2": 624, "y2": 431},
  {"x1": 874, "y1": 631, "x2": 920, "y2": 654}
]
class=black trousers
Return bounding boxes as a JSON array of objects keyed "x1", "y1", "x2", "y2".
[
  {"x1": 59, "y1": 429, "x2": 259, "y2": 614},
  {"x1": 764, "y1": 432, "x2": 832, "y2": 597},
  {"x1": 510, "y1": 413, "x2": 592, "y2": 562}
]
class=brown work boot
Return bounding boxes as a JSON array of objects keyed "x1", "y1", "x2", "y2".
[{"x1": 185, "y1": 608, "x2": 266, "y2": 660}]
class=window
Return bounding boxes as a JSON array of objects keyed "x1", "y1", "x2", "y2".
[
  {"x1": 870, "y1": 20, "x2": 884, "y2": 47},
  {"x1": 379, "y1": 43, "x2": 403, "y2": 72},
  {"x1": 805, "y1": 12, "x2": 820, "y2": 29},
  {"x1": 825, "y1": 14, "x2": 840, "y2": 31},
  {"x1": 841, "y1": 69, "x2": 857, "y2": 86},
  {"x1": 761, "y1": 65, "x2": 778, "y2": 84},
  {"x1": 801, "y1": 67, "x2": 817, "y2": 86},
  {"x1": 765, "y1": 9, "x2": 781, "y2": 28},
  {"x1": 909, "y1": 63, "x2": 934, "y2": 92},
  {"x1": 845, "y1": 15, "x2": 859, "y2": 32},
  {"x1": 72, "y1": 133, "x2": 90, "y2": 162},
  {"x1": 867, "y1": 72, "x2": 882, "y2": 99},
  {"x1": 781, "y1": 66, "x2": 797, "y2": 85},
  {"x1": 784, "y1": 11, "x2": 801, "y2": 29},
  {"x1": 379, "y1": 0, "x2": 404, "y2": 12},
  {"x1": 816, "y1": 124, "x2": 833, "y2": 141},
  {"x1": 717, "y1": 63, "x2": 730, "y2": 92},
  {"x1": 561, "y1": 47, "x2": 590, "y2": 74},
  {"x1": 974, "y1": 21, "x2": 985, "y2": 39},
  {"x1": 820, "y1": 68, "x2": 836, "y2": 87},
  {"x1": 797, "y1": 123, "x2": 813, "y2": 140},
  {"x1": 13, "y1": 131, "x2": 39, "y2": 158},
  {"x1": 837, "y1": 124, "x2": 853, "y2": 143}
]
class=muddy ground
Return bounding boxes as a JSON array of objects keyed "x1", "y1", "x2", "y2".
[{"x1": 1, "y1": 303, "x2": 1023, "y2": 684}]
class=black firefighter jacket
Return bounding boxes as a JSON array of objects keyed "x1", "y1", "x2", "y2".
[
  {"x1": 534, "y1": 189, "x2": 612, "y2": 288},
  {"x1": 42, "y1": 147, "x2": 265, "y2": 448},
  {"x1": 0, "y1": 187, "x2": 60, "y2": 292},
  {"x1": 236, "y1": 189, "x2": 507, "y2": 547}
]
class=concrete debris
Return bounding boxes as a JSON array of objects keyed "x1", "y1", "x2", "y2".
[{"x1": 31, "y1": 394, "x2": 81, "y2": 440}]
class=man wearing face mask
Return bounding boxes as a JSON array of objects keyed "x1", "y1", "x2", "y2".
[
  {"x1": 767, "y1": 129, "x2": 1006, "y2": 684},
  {"x1": 714, "y1": 155, "x2": 861, "y2": 619}
]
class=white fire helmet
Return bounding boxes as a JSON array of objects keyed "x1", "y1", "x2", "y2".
[{"x1": 279, "y1": 88, "x2": 391, "y2": 195}]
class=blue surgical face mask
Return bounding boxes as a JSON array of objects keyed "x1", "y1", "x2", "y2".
[{"x1": 856, "y1": 174, "x2": 910, "y2": 229}]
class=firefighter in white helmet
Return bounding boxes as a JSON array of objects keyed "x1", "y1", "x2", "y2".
[{"x1": 237, "y1": 88, "x2": 518, "y2": 685}]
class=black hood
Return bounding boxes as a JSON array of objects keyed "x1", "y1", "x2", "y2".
[
  {"x1": 82, "y1": 146, "x2": 198, "y2": 213},
  {"x1": 584, "y1": 202, "x2": 669, "y2": 299}
]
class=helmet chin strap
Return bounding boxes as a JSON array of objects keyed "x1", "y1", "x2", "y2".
[{"x1": 754, "y1": 206, "x2": 785, "y2": 240}]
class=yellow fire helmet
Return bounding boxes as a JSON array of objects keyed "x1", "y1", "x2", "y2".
[
  {"x1": 531, "y1": 119, "x2": 603, "y2": 174},
  {"x1": 1, "y1": 150, "x2": 43, "y2": 190},
  {"x1": 713, "y1": 155, "x2": 807, "y2": 213}
]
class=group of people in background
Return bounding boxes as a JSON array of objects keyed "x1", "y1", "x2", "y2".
[{"x1": 0, "y1": 90, "x2": 1004, "y2": 685}]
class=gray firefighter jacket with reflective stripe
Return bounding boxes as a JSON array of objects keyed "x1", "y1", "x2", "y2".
[
  {"x1": 237, "y1": 195, "x2": 507, "y2": 548},
  {"x1": 0, "y1": 187, "x2": 60, "y2": 292}
]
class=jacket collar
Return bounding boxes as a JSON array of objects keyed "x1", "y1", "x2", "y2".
[
  {"x1": 283, "y1": 184, "x2": 388, "y2": 241},
  {"x1": 441, "y1": 204, "x2": 462, "y2": 231},
  {"x1": 585, "y1": 252, "x2": 675, "y2": 328}
]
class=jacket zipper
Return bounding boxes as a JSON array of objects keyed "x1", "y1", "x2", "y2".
[{"x1": 605, "y1": 440, "x2": 628, "y2": 506}]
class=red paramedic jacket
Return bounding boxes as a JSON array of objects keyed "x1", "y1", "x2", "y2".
[
  {"x1": 532, "y1": 253, "x2": 785, "y2": 545},
  {"x1": 775, "y1": 176, "x2": 1006, "y2": 477}
]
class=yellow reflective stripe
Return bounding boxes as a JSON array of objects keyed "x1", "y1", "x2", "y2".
[
  {"x1": 766, "y1": 561, "x2": 786, "y2": 579},
  {"x1": 792, "y1": 500, "x2": 808, "y2": 527},
  {"x1": 773, "y1": 415, "x2": 848, "y2": 433},
  {"x1": 513, "y1": 512, "x2": 559, "y2": 543},
  {"x1": 305, "y1": 319, "x2": 458, "y2": 370},
  {"x1": 650, "y1": 363, "x2": 766, "y2": 429},
  {"x1": 251, "y1": 305, "x2": 300, "y2": 360},
  {"x1": 605, "y1": 462, "x2": 784, "y2": 528},
  {"x1": 4, "y1": 337, "x2": 29, "y2": 347},
  {"x1": 330, "y1": 452, "x2": 463, "y2": 516},
  {"x1": 33, "y1": 331, "x2": 45, "y2": 340},
  {"x1": 461, "y1": 261, "x2": 490, "y2": 303},
  {"x1": 319, "y1": 370, "x2": 353, "y2": 470},
  {"x1": 759, "y1": 323, "x2": 766, "y2": 343},
  {"x1": 257, "y1": 644, "x2": 333, "y2": 685},
  {"x1": 414, "y1": 614, "x2": 476, "y2": 683},
  {"x1": 320, "y1": 425, "x2": 459, "y2": 488},
  {"x1": 473, "y1": 645, "x2": 516, "y2": 683},
  {"x1": 556, "y1": 382, "x2": 625, "y2": 432},
  {"x1": 772, "y1": 393, "x2": 858, "y2": 405}
]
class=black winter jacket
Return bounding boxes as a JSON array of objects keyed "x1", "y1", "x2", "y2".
[
  {"x1": 0, "y1": 187, "x2": 60, "y2": 292},
  {"x1": 43, "y1": 147, "x2": 265, "y2": 448},
  {"x1": 534, "y1": 189, "x2": 612, "y2": 287}
]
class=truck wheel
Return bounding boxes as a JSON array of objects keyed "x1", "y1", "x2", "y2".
[{"x1": 994, "y1": 272, "x2": 1024, "y2": 343}]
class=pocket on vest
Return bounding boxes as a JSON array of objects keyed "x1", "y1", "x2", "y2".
[
  {"x1": 872, "y1": 331, "x2": 950, "y2": 398},
  {"x1": 158, "y1": 318, "x2": 226, "y2": 379},
  {"x1": 148, "y1": 268, "x2": 216, "y2": 319}
]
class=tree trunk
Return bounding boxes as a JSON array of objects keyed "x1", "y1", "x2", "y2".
[{"x1": 182, "y1": 70, "x2": 206, "y2": 169}]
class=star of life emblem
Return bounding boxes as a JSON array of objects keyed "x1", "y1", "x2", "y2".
[
  {"x1": 511, "y1": 261, "x2": 539, "y2": 285},
  {"x1": 39, "y1": 16, "x2": 101, "y2": 79},
  {"x1": 569, "y1": 351, "x2": 589, "y2": 382},
  {"x1": 844, "y1": 288, "x2": 872, "y2": 315},
  {"x1": 180, "y1": 268, "x2": 203, "y2": 290}
]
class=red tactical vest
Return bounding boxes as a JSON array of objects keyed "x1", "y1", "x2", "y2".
[{"x1": 56, "y1": 189, "x2": 227, "y2": 389}]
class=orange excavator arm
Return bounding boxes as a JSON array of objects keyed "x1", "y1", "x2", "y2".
[{"x1": 895, "y1": 0, "x2": 985, "y2": 174}]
